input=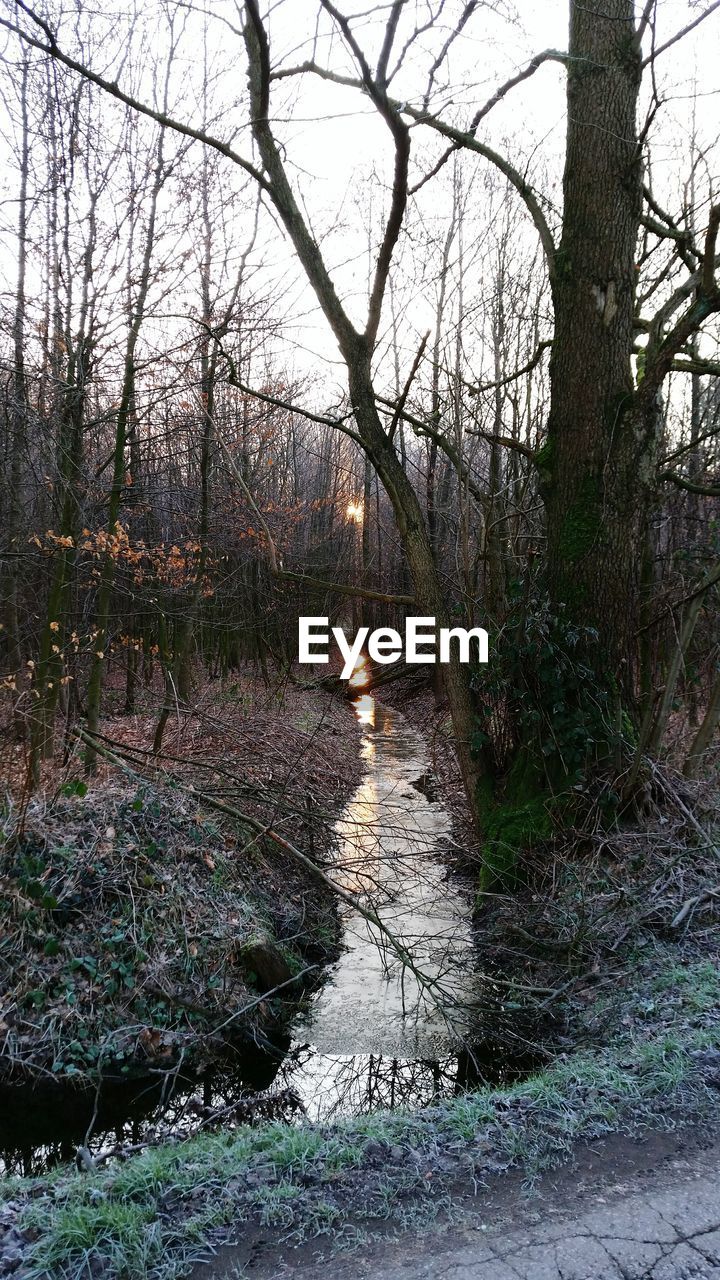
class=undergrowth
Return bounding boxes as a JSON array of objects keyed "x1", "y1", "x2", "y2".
[
  {"x1": 471, "y1": 596, "x2": 628, "y2": 890},
  {"x1": 0, "y1": 784, "x2": 333, "y2": 1083}
]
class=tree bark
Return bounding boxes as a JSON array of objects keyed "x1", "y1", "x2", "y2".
[{"x1": 545, "y1": 0, "x2": 647, "y2": 696}]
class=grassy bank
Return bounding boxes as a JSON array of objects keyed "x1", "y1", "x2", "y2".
[{"x1": 2, "y1": 942, "x2": 718, "y2": 1279}]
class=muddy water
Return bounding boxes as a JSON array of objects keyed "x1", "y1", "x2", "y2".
[{"x1": 0, "y1": 697, "x2": 516, "y2": 1173}]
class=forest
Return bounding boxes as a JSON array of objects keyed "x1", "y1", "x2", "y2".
[{"x1": 0, "y1": 1, "x2": 718, "y2": 1277}]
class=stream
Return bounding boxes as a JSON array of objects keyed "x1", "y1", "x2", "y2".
[
  {"x1": 285, "y1": 693, "x2": 484, "y2": 1117},
  {"x1": 1, "y1": 695, "x2": 533, "y2": 1175}
]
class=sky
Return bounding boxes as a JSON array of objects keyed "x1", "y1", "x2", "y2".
[
  {"x1": 0, "y1": 1, "x2": 718, "y2": 406},
  {"x1": 223, "y1": 0, "x2": 720, "y2": 377}
]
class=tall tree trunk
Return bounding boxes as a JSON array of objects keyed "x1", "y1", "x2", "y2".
[
  {"x1": 545, "y1": 0, "x2": 646, "y2": 699},
  {"x1": 3, "y1": 61, "x2": 29, "y2": 740},
  {"x1": 85, "y1": 122, "x2": 167, "y2": 769}
]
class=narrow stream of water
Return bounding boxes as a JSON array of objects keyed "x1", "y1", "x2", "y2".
[
  {"x1": 282, "y1": 693, "x2": 483, "y2": 1119},
  {"x1": 1, "y1": 696, "x2": 523, "y2": 1174},
  {"x1": 300, "y1": 694, "x2": 476, "y2": 1051}
]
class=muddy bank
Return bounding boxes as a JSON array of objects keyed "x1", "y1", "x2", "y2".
[{"x1": 377, "y1": 680, "x2": 720, "y2": 1045}]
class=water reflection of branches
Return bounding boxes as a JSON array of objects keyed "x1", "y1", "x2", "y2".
[
  {"x1": 310, "y1": 701, "x2": 480, "y2": 1029},
  {"x1": 277, "y1": 1045, "x2": 482, "y2": 1122}
]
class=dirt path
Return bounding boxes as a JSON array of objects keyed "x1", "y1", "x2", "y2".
[{"x1": 197, "y1": 1124, "x2": 720, "y2": 1279}]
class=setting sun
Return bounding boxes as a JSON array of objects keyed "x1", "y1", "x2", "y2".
[
  {"x1": 348, "y1": 652, "x2": 370, "y2": 689},
  {"x1": 346, "y1": 501, "x2": 364, "y2": 523},
  {"x1": 353, "y1": 693, "x2": 375, "y2": 726}
]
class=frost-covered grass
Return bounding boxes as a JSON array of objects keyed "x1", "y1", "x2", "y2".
[{"x1": 5, "y1": 951, "x2": 719, "y2": 1280}]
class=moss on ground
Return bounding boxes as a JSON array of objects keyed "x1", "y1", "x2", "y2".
[{"x1": 476, "y1": 753, "x2": 564, "y2": 894}]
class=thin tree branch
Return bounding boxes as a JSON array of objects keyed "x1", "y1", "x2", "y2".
[
  {"x1": 467, "y1": 427, "x2": 538, "y2": 462},
  {"x1": 387, "y1": 330, "x2": 429, "y2": 440},
  {"x1": 243, "y1": 1, "x2": 359, "y2": 358},
  {"x1": 419, "y1": 0, "x2": 477, "y2": 106},
  {"x1": 375, "y1": 394, "x2": 489, "y2": 508},
  {"x1": 260, "y1": 55, "x2": 557, "y2": 277},
  {"x1": 670, "y1": 356, "x2": 720, "y2": 377},
  {"x1": 199, "y1": 322, "x2": 360, "y2": 436},
  {"x1": 640, "y1": 207, "x2": 720, "y2": 400},
  {"x1": 470, "y1": 48, "x2": 569, "y2": 130},
  {"x1": 404, "y1": 104, "x2": 557, "y2": 277},
  {"x1": 411, "y1": 49, "x2": 569, "y2": 194},
  {"x1": 269, "y1": 60, "x2": 358, "y2": 89},
  {"x1": 318, "y1": 0, "x2": 411, "y2": 348},
  {"x1": 465, "y1": 339, "x2": 551, "y2": 394},
  {"x1": 641, "y1": 0, "x2": 720, "y2": 67},
  {"x1": 3, "y1": 2, "x2": 267, "y2": 189},
  {"x1": 636, "y1": 561, "x2": 720, "y2": 635},
  {"x1": 641, "y1": 185, "x2": 700, "y2": 275},
  {"x1": 636, "y1": 0, "x2": 657, "y2": 46},
  {"x1": 657, "y1": 470, "x2": 720, "y2": 497},
  {"x1": 643, "y1": 185, "x2": 700, "y2": 258},
  {"x1": 375, "y1": 0, "x2": 405, "y2": 85},
  {"x1": 661, "y1": 424, "x2": 720, "y2": 466}
]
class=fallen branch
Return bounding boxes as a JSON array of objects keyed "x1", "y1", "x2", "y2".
[
  {"x1": 307, "y1": 661, "x2": 423, "y2": 694},
  {"x1": 649, "y1": 761, "x2": 718, "y2": 858},
  {"x1": 671, "y1": 887, "x2": 720, "y2": 931}
]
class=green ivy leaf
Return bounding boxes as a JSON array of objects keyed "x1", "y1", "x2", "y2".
[{"x1": 61, "y1": 779, "x2": 88, "y2": 798}]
